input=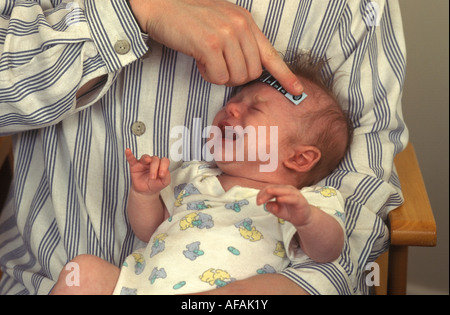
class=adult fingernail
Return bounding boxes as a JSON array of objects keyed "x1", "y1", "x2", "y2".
[{"x1": 293, "y1": 81, "x2": 304, "y2": 94}]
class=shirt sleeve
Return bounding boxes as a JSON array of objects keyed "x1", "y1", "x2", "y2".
[{"x1": 0, "y1": 0, "x2": 148, "y2": 135}]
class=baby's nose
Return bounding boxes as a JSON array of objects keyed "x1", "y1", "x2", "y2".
[{"x1": 225, "y1": 102, "x2": 243, "y2": 118}]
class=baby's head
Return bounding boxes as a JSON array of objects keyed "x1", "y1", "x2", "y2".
[
  {"x1": 210, "y1": 52, "x2": 353, "y2": 188},
  {"x1": 284, "y1": 52, "x2": 353, "y2": 186}
]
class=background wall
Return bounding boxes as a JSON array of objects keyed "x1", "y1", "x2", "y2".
[{"x1": 398, "y1": 0, "x2": 449, "y2": 295}]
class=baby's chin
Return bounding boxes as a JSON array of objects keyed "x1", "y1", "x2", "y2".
[{"x1": 214, "y1": 160, "x2": 248, "y2": 178}]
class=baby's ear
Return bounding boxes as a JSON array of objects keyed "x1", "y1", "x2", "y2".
[{"x1": 283, "y1": 145, "x2": 321, "y2": 173}]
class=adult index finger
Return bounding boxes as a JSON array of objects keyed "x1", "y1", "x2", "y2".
[{"x1": 254, "y1": 28, "x2": 304, "y2": 96}]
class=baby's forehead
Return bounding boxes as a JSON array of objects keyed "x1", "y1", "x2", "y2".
[
  {"x1": 237, "y1": 82, "x2": 295, "y2": 106},
  {"x1": 239, "y1": 79, "x2": 327, "y2": 111},
  {"x1": 256, "y1": 72, "x2": 308, "y2": 106}
]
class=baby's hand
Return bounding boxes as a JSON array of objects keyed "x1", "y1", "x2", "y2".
[
  {"x1": 257, "y1": 185, "x2": 312, "y2": 228},
  {"x1": 125, "y1": 149, "x2": 171, "y2": 195}
]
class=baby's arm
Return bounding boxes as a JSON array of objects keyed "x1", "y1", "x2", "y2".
[
  {"x1": 257, "y1": 185, "x2": 344, "y2": 263},
  {"x1": 125, "y1": 149, "x2": 171, "y2": 243}
]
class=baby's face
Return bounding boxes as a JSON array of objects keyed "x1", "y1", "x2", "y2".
[
  {"x1": 213, "y1": 81, "x2": 303, "y2": 134},
  {"x1": 208, "y1": 82, "x2": 307, "y2": 172}
]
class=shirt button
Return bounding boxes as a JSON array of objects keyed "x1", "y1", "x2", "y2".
[
  {"x1": 131, "y1": 121, "x2": 146, "y2": 136},
  {"x1": 114, "y1": 40, "x2": 131, "y2": 55}
]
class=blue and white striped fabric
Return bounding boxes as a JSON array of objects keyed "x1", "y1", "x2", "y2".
[{"x1": 0, "y1": 0, "x2": 408, "y2": 295}]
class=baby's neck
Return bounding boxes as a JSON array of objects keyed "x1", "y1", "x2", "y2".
[{"x1": 217, "y1": 172, "x2": 275, "y2": 192}]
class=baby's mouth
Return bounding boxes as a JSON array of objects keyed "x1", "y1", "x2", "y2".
[{"x1": 219, "y1": 121, "x2": 238, "y2": 141}]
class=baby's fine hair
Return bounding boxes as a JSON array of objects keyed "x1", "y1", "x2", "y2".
[{"x1": 286, "y1": 51, "x2": 354, "y2": 186}]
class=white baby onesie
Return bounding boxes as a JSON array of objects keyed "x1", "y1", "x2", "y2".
[{"x1": 113, "y1": 161, "x2": 345, "y2": 295}]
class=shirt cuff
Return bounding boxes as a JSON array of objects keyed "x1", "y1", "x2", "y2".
[{"x1": 84, "y1": 0, "x2": 149, "y2": 73}]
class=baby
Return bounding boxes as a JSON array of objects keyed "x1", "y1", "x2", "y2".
[{"x1": 52, "y1": 53, "x2": 353, "y2": 295}]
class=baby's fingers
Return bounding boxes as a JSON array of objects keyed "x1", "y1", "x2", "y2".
[
  {"x1": 158, "y1": 157, "x2": 171, "y2": 185},
  {"x1": 148, "y1": 156, "x2": 162, "y2": 180},
  {"x1": 256, "y1": 185, "x2": 298, "y2": 205},
  {"x1": 125, "y1": 148, "x2": 138, "y2": 166},
  {"x1": 126, "y1": 149, "x2": 153, "y2": 168},
  {"x1": 148, "y1": 156, "x2": 171, "y2": 181},
  {"x1": 139, "y1": 154, "x2": 153, "y2": 165},
  {"x1": 256, "y1": 185, "x2": 277, "y2": 205}
]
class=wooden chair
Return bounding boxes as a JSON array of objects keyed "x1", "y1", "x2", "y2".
[
  {"x1": 0, "y1": 138, "x2": 437, "y2": 293},
  {"x1": 374, "y1": 143, "x2": 437, "y2": 295}
]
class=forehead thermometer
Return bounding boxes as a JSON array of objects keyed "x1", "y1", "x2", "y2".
[{"x1": 257, "y1": 72, "x2": 307, "y2": 105}]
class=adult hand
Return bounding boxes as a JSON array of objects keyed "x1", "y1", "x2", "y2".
[{"x1": 128, "y1": 0, "x2": 303, "y2": 95}]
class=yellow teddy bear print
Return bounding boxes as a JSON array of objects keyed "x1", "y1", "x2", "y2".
[
  {"x1": 200, "y1": 268, "x2": 235, "y2": 288},
  {"x1": 179, "y1": 212, "x2": 214, "y2": 231},
  {"x1": 234, "y1": 218, "x2": 263, "y2": 242},
  {"x1": 273, "y1": 241, "x2": 286, "y2": 258},
  {"x1": 318, "y1": 186, "x2": 337, "y2": 198}
]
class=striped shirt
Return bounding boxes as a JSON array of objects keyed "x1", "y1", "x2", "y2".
[{"x1": 0, "y1": 0, "x2": 407, "y2": 295}]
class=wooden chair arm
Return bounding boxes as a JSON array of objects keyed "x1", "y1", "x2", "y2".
[
  {"x1": 375, "y1": 143, "x2": 437, "y2": 295},
  {"x1": 389, "y1": 143, "x2": 437, "y2": 247}
]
